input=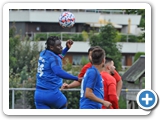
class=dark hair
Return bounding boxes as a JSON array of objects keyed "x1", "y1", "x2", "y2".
[
  {"x1": 88, "y1": 46, "x2": 101, "y2": 54},
  {"x1": 105, "y1": 57, "x2": 113, "y2": 64},
  {"x1": 91, "y1": 47, "x2": 105, "y2": 65},
  {"x1": 45, "y1": 36, "x2": 60, "y2": 50}
]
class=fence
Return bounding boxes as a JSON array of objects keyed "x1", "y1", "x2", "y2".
[
  {"x1": 9, "y1": 88, "x2": 141, "y2": 109},
  {"x1": 25, "y1": 31, "x2": 140, "y2": 42}
]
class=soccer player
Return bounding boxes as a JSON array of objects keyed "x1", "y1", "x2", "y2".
[
  {"x1": 101, "y1": 57, "x2": 119, "y2": 109},
  {"x1": 34, "y1": 36, "x2": 81, "y2": 109},
  {"x1": 61, "y1": 46, "x2": 96, "y2": 89},
  {"x1": 80, "y1": 47, "x2": 112, "y2": 109},
  {"x1": 62, "y1": 47, "x2": 123, "y2": 100}
]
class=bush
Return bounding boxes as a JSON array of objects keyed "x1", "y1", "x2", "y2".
[
  {"x1": 9, "y1": 25, "x2": 41, "y2": 108},
  {"x1": 80, "y1": 56, "x2": 89, "y2": 66},
  {"x1": 34, "y1": 33, "x2": 47, "y2": 41},
  {"x1": 134, "y1": 52, "x2": 145, "y2": 62},
  {"x1": 119, "y1": 96, "x2": 127, "y2": 109}
]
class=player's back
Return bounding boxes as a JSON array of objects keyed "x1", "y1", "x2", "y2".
[
  {"x1": 80, "y1": 66, "x2": 104, "y2": 109},
  {"x1": 101, "y1": 71, "x2": 117, "y2": 109},
  {"x1": 36, "y1": 50, "x2": 63, "y2": 90}
]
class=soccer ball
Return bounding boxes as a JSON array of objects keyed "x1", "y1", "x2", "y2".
[{"x1": 58, "y1": 11, "x2": 75, "y2": 28}]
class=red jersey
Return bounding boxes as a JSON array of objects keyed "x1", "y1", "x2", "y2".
[
  {"x1": 101, "y1": 71, "x2": 119, "y2": 109},
  {"x1": 113, "y1": 70, "x2": 121, "y2": 83},
  {"x1": 78, "y1": 62, "x2": 121, "y2": 82},
  {"x1": 78, "y1": 62, "x2": 92, "y2": 78}
]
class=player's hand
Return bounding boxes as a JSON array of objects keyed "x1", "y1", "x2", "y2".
[
  {"x1": 61, "y1": 83, "x2": 69, "y2": 90},
  {"x1": 102, "y1": 100, "x2": 112, "y2": 108},
  {"x1": 66, "y1": 40, "x2": 73, "y2": 49},
  {"x1": 77, "y1": 77, "x2": 83, "y2": 83}
]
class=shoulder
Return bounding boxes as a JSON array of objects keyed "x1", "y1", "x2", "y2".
[
  {"x1": 101, "y1": 71, "x2": 109, "y2": 78},
  {"x1": 45, "y1": 50, "x2": 60, "y2": 61},
  {"x1": 101, "y1": 72, "x2": 116, "y2": 84},
  {"x1": 83, "y1": 62, "x2": 92, "y2": 68},
  {"x1": 113, "y1": 70, "x2": 121, "y2": 81},
  {"x1": 87, "y1": 66, "x2": 95, "y2": 72},
  {"x1": 86, "y1": 66, "x2": 98, "y2": 77}
]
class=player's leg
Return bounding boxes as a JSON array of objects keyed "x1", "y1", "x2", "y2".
[
  {"x1": 34, "y1": 90, "x2": 51, "y2": 109},
  {"x1": 34, "y1": 101, "x2": 50, "y2": 109},
  {"x1": 46, "y1": 90, "x2": 67, "y2": 109},
  {"x1": 34, "y1": 89, "x2": 67, "y2": 109}
]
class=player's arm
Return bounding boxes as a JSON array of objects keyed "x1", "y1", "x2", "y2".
[
  {"x1": 64, "y1": 63, "x2": 91, "y2": 89},
  {"x1": 78, "y1": 64, "x2": 90, "y2": 78},
  {"x1": 61, "y1": 81, "x2": 82, "y2": 89},
  {"x1": 116, "y1": 80, "x2": 123, "y2": 100},
  {"x1": 61, "y1": 64, "x2": 89, "y2": 89},
  {"x1": 58, "y1": 40, "x2": 73, "y2": 59},
  {"x1": 51, "y1": 63, "x2": 79, "y2": 80},
  {"x1": 85, "y1": 88, "x2": 112, "y2": 108},
  {"x1": 68, "y1": 81, "x2": 82, "y2": 88},
  {"x1": 113, "y1": 70, "x2": 123, "y2": 99},
  {"x1": 58, "y1": 47, "x2": 69, "y2": 59}
]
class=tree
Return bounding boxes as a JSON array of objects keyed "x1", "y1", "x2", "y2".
[
  {"x1": 89, "y1": 23, "x2": 122, "y2": 70},
  {"x1": 9, "y1": 24, "x2": 42, "y2": 108}
]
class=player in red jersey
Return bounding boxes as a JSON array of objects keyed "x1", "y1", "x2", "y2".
[
  {"x1": 101, "y1": 57, "x2": 119, "y2": 109},
  {"x1": 62, "y1": 47, "x2": 122, "y2": 100},
  {"x1": 62, "y1": 47, "x2": 95, "y2": 88}
]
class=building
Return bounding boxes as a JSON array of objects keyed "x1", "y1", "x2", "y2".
[
  {"x1": 10, "y1": 9, "x2": 144, "y2": 67},
  {"x1": 9, "y1": 9, "x2": 142, "y2": 39},
  {"x1": 34, "y1": 41, "x2": 145, "y2": 68}
]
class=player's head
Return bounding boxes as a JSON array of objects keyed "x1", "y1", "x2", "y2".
[
  {"x1": 104, "y1": 57, "x2": 115, "y2": 75},
  {"x1": 91, "y1": 47, "x2": 105, "y2": 66},
  {"x1": 88, "y1": 46, "x2": 101, "y2": 63},
  {"x1": 45, "y1": 36, "x2": 63, "y2": 54}
]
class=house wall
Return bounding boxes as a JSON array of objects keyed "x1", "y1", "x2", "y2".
[
  {"x1": 9, "y1": 9, "x2": 142, "y2": 36},
  {"x1": 9, "y1": 22, "x2": 26, "y2": 35},
  {"x1": 121, "y1": 53, "x2": 135, "y2": 67},
  {"x1": 62, "y1": 52, "x2": 135, "y2": 67},
  {"x1": 62, "y1": 53, "x2": 88, "y2": 65}
]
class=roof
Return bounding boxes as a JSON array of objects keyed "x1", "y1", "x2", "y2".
[
  {"x1": 36, "y1": 41, "x2": 145, "y2": 53},
  {"x1": 122, "y1": 55, "x2": 145, "y2": 82},
  {"x1": 117, "y1": 42, "x2": 145, "y2": 53}
]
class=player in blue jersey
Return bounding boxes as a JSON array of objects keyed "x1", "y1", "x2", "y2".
[
  {"x1": 80, "y1": 47, "x2": 112, "y2": 109},
  {"x1": 34, "y1": 36, "x2": 81, "y2": 109}
]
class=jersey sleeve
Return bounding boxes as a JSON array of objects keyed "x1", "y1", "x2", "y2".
[
  {"x1": 51, "y1": 63, "x2": 78, "y2": 80},
  {"x1": 58, "y1": 47, "x2": 69, "y2": 59},
  {"x1": 50, "y1": 56, "x2": 78, "y2": 80},
  {"x1": 113, "y1": 70, "x2": 121, "y2": 83},
  {"x1": 85, "y1": 69, "x2": 97, "y2": 89},
  {"x1": 78, "y1": 63, "x2": 92, "y2": 78}
]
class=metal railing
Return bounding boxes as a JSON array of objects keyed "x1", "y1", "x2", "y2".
[
  {"x1": 9, "y1": 88, "x2": 141, "y2": 109},
  {"x1": 26, "y1": 31, "x2": 140, "y2": 42}
]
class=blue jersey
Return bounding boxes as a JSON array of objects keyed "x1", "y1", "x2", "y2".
[
  {"x1": 80, "y1": 66, "x2": 104, "y2": 109},
  {"x1": 36, "y1": 50, "x2": 78, "y2": 90}
]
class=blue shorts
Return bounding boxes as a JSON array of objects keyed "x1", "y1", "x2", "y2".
[{"x1": 34, "y1": 88, "x2": 67, "y2": 109}]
